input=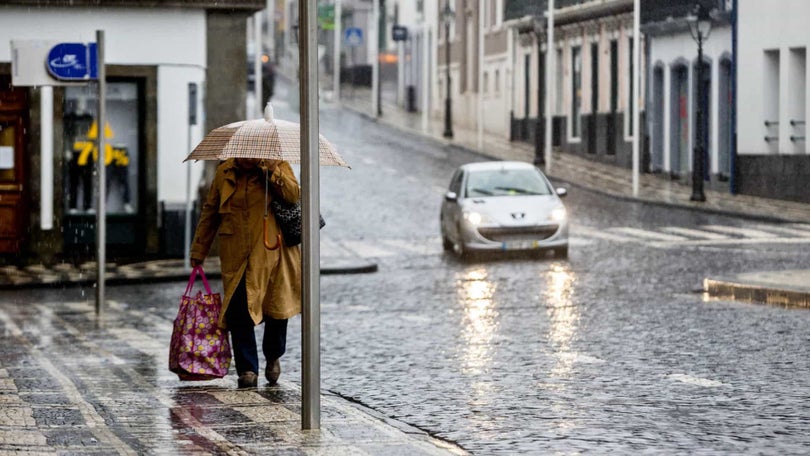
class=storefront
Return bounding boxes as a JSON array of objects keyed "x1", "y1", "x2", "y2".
[
  {"x1": 61, "y1": 76, "x2": 150, "y2": 258},
  {"x1": 0, "y1": 1, "x2": 262, "y2": 264}
]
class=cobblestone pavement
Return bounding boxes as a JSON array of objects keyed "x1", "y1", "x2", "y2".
[{"x1": 0, "y1": 297, "x2": 464, "y2": 455}]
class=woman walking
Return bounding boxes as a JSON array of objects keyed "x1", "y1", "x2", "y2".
[{"x1": 190, "y1": 157, "x2": 301, "y2": 388}]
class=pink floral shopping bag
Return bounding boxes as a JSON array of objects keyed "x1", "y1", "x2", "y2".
[{"x1": 169, "y1": 266, "x2": 231, "y2": 381}]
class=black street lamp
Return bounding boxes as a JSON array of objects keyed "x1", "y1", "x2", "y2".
[
  {"x1": 687, "y1": 3, "x2": 713, "y2": 202},
  {"x1": 533, "y1": 16, "x2": 545, "y2": 166},
  {"x1": 442, "y1": 1, "x2": 455, "y2": 139}
]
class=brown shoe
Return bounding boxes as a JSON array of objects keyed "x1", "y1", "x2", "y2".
[
  {"x1": 265, "y1": 358, "x2": 281, "y2": 385},
  {"x1": 237, "y1": 371, "x2": 258, "y2": 388}
]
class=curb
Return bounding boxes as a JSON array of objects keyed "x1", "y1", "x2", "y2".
[
  {"x1": 704, "y1": 278, "x2": 810, "y2": 308},
  {"x1": 0, "y1": 258, "x2": 378, "y2": 290}
]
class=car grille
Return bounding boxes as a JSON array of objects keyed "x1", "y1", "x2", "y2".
[{"x1": 477, "y1": 225, "x2": 560, "y2": 242}]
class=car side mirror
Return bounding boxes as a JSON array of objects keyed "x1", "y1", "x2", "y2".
[
  {"x1": 445, "y1": 191, "x2": 458, "y2": 202},
  {"x1": 555, "y1": 187, "x2": 568, "y2": 198}
]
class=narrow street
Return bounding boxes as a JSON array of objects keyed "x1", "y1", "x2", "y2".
[{"x1": 2, "y1": 93, "x2": 809, "y2": 454}]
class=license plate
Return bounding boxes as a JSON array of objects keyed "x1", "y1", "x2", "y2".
[{"x1": 502, "y1": 240, "x2": 540, "y2": 250}]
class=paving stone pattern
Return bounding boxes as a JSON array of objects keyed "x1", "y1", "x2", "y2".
[{"x1": 0, "y1": 299, "x2": 463, "y2": 455}]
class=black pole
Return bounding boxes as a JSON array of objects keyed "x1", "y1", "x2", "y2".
[
  {"x1": 443, "y1": 16, "x2": 453, "y2": 139},
  {"x1": 535, "y1": 45, "x2": 545, "y2": 166},
  {"x1": 730, "y1": 0, "x2": 738, "y2": 194},
  {"x1": 690, "y1": 31, "x2": 706, "y2": 202}
]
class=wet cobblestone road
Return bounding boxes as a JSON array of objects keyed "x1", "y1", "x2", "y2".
[
  {"x1": 2, "y1": 97, "x2": 809, "y2": 454},
  {"x1": 314, "y1": 101, "x2": 810, "y2": 454}
]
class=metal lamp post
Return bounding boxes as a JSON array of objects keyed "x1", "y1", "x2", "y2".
[
  {"x1": 442, "y1": 1, "x2": 455, "y2": 139},
  {"x1": 533, "y1": 17, "x2": 545, "y2": 166},
  {"x1": 687, "y1": 3, "x2": 712, "y2": 202}
]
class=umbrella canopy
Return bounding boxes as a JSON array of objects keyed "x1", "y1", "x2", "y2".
[{"x1": 184, "y1": 103, "x2": 349, "y2": 168}]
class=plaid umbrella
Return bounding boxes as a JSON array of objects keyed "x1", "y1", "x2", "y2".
[{"x1": 184, "y1": 103, "x2": 349, "y2": 168}]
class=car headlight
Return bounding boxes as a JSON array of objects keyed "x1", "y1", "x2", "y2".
[
  {"x1": 463, "y1": 211, "x2": 484, "y2": 225},
  {"x1": 550, "y1": 207, "x2": 567, "y2": 222}
]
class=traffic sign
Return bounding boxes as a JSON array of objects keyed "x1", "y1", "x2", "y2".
[
  {"x1": 47, "y1": 43, "x2": 98, "y2": 81},
  {"x1": 392, "y1": 25, "x2": 408, "y2": 42},
  {"x1": 344, "y1": 27, "x2": 363, "y2": 47}
]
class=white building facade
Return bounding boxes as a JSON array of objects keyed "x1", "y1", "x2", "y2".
[{"x1": 735, "y1": 0, "x2": 809, "y2": 203}]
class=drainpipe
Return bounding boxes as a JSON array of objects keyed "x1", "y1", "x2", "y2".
[{"x1": 730, "y1": 0, "x2": 738, "y2": 194}]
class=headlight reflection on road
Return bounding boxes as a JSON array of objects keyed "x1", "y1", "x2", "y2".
[
  {"x1": 456, "y1": 267, "x2": 500, "y2": 417},
  {"x1": 456, "y1": 267, "x2": 499, "y2": 375},
  {"x1": 543, "y1": 264, "x2": 580, "y2": 380}
]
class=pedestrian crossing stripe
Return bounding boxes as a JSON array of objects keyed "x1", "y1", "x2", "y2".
[
  {"x1": 609, "y1": 227, "x2": 688, "y2": 242},
  {"x1": 318, "y1": 223, "x2": 810, "y2": 259},
  {"x1": 700, "y1": 225, "x2": 779, "y2": 238},
  {"x1": 660, "y1": 226, "x2": 729, "y2": 240}
]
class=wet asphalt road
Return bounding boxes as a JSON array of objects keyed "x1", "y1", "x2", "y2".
[{"x1": 5, "y1": 94, "x2": 810, "y2": 454}]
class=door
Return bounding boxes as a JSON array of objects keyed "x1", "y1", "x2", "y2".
[
  {"x1": 589, "y1": 42, "x2": 599, "y2": 154},
  {"x1": 671, "y1": 65, "x2": 689, "y2": 176},
  {"x1": 0, "y1": 80, "x2": 28, "y2": 254},
  {"x1": 652, "y1": 66, "x2": 665, "y2": 171},
  {"x1": 607, "y1": 40, "x2": 618, "y2": 155}
]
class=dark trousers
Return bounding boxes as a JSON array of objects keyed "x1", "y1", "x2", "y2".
[{"x1": 226, "y1": 277, "x2": 288, "y2": 375}]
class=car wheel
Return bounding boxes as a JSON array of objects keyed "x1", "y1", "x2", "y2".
[
  {"x1": 553, "y1": 245, "x2": 569, "y2": 259},
  {"x1": 440, "y1": 215, "x2": 453, "y2": 251},
  {"x1": 442, "y1": 234, "x2": 453, "y2": 251},
  {"x1": 452, "y1": 225, "x2": 468, "y2": 259}
]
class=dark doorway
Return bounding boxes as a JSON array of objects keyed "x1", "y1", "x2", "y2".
[
  {"x1": 652, "y1": 65, "x2": 665, "y2": 171},
  {"x1": 607, "y1": 39, "x2": 618, "y2": 155},
  {"x1": 589, "y1": 42, "x2": 599, "y2": 154}
]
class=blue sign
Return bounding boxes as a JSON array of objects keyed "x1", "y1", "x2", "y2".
[
  {"x1": 47, "y1": 43, "x2": 98, "y2": 81},
  {"x1": 392, "y1": 25, "x2": 408, "y2": 42},
  {"x1": 344, "y1": 27, "x2": 363, "y2": 47}
]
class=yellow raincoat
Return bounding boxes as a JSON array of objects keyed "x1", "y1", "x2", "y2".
[{"x1": 191, "y1": 159, "x2": 301, "y2": 328}]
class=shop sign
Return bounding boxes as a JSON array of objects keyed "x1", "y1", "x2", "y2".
[{"x1": 47, "y1": 43, "x2": 98, "y2": 81}]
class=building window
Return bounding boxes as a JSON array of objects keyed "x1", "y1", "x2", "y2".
[
  {"x1": 571, "y1": 45, "x2": 582, "y2": 139},
  {"x1": 494, "y1": 69, "x2": 500, "y2": 95},
  {"x1": 788, "y1": 47, "x2": 806, "y2": 153},
  {"x1": 556, "y1": 48, "x2": 564, "y2": 114},
  {"x1": 64, "y1": 82, "x2": 140, "y2": 215},
  {"x1": 764, "y1": 49, "x2": 780, "y2": 150},
  {"x1": 483, "y1": 71, "x2": 489, "y2": 94},
  {"x1": 627, "y1": 36, "x2": 635, "y2": 137}
]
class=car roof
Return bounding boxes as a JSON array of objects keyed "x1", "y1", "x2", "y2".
[{"x1": 460, "y1": 161, "x2": 536, "y2": 172}]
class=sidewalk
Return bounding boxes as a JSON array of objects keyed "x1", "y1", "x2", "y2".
[
  {"x1": 335, "y1": 85, "x2": 810, "y2": 308},
  {"x1": 0, "y1": 297, "x2": 465, "y2": 455}
]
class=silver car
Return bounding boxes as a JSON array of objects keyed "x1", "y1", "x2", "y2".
[{"x1": 440, "y1": 161, "x2": 569, "y2": 258}]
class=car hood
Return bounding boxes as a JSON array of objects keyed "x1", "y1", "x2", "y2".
[{"x1": 461, "y1": 195, "x2": 562, "y2": 225}]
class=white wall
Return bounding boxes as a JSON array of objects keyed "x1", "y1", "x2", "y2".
[
  {"x1": 648, "y1": 25, "x2": 731, "y2": 172},
  {"x1": 0, "y1": 6, "x2": 208, "y2": 203},
  {"x1": 157, "y1": 67, "x2": 206, "y2": 204},
  {"x1": 739, "y1": 0, "x2": 810, "y2": 155}
]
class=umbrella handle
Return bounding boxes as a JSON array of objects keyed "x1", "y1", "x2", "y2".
[{"x1": 263, "y1": 216, "x2": 282, "y2": 250}]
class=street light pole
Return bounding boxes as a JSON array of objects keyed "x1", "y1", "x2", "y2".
[
  {"x1": 442, "y1": 1, "x2": 454, "y2": 139},
  {"x1": 691, "y1": 31, "x2": 706, "y2": 201},
  {"x1": 688, "y1": 3, "x2": 711, "y2": 202}
]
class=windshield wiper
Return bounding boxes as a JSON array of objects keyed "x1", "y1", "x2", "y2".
[
  {"x1": 494, "y1": 186, "x2": 543, "y2": 195},
  {"x1": 469, "y1": 187, "x2": 494, "y2": 196}
]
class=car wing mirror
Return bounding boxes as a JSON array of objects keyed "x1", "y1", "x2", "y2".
[
  {"x1": 555, "y1": 187, "x2": 568, "y2": 198},
  {"x1": 445, "y1": 191, "x2": 458, "y2": 202}
]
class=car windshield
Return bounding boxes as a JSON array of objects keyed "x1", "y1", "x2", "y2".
[{"x1": 465, "y1": 168, "x2": 552, "y2": 197}]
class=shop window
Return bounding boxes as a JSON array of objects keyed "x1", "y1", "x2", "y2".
[{"x1": 63, "y1": 82, "x2": 139, "y2": 215}]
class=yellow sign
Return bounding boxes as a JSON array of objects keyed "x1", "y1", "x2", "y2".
[{"x1": 74, "y1": 121, "x2": 119, "y2": 166}]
